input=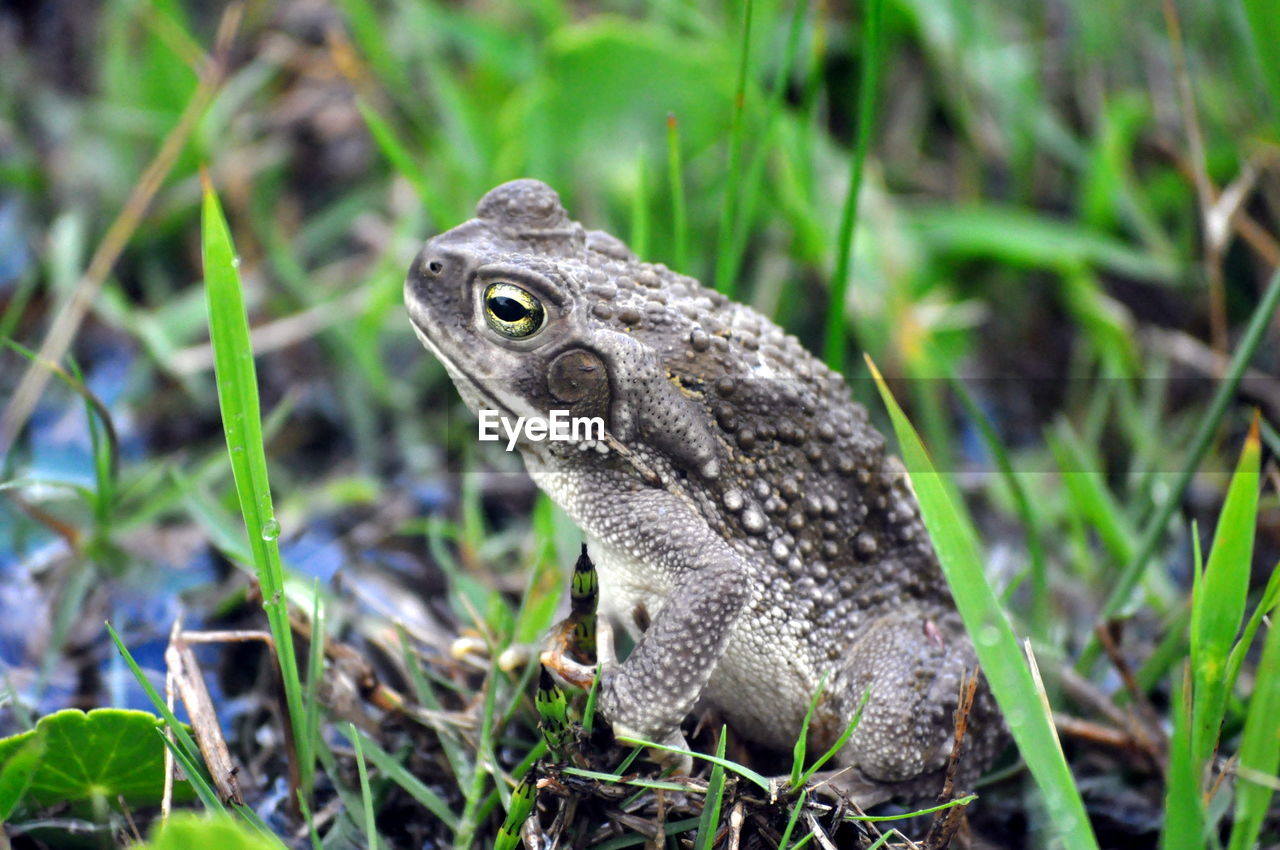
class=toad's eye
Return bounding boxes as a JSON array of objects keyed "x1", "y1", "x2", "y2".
[{"x1": 483, "y1": 282, "x2": 546, "y2": 339}]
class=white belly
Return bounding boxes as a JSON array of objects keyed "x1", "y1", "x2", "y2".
[
  {"x1": 582, "y1": 530, "x2": 671, "y2": 640},
  {"x1": 527, "y1": 464, "x2": 818, "y2": 751}
]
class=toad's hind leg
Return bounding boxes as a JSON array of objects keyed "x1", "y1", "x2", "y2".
[{"x1": 825, "y1": 608, "x2": 984, "y2": 791}]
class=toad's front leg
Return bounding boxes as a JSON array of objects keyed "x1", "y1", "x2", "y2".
[
  {"x1": 597, "y1": 559, "x2": 749, "y2": 753},
  {"x1": 543, "y1": 484, "x2": 753, "y2": 764}
]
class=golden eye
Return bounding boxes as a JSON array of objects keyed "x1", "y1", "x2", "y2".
[{"x1": 483, "y1": 282, "x2": 546, "y2": 339}]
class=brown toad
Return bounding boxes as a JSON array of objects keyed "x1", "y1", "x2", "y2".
[{"x1": 404, "y1": 179, "x2": 1002, "y2": 802}]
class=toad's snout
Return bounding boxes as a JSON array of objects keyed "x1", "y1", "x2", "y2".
[{"x1": 413, "y1": 220, "x2": 486, "y2": 282}]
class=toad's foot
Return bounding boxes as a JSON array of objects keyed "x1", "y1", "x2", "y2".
[
  {"x1": 612, "y1": 725, "x2": 694, "y2": 775},
  {"x1": 541, "y1": 619, "x2": 694, "y2": 774},
  {"x1": 802, "y1": 767, "x2": 895, "y2": 809}
]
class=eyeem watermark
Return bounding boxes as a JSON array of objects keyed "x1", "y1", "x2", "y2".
[{"x1": 478, "y1": 409, "x2": 605, "y2": 451}]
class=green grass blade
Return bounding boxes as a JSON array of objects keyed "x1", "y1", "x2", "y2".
[
  {"x1": 723, "y1": 0, "x2": 809, "y2": 291},
  {"x1": 794, "y1": 0, "x2": 827, "y2": 202},
  {"x1": 631, "y1": 147, "x2": 649, "y2": 258},
  {"x1": 396, "y1": 628, "x2": 472, "y2": 789},
  {"x1": 714, "y1": 0, "x2": 755, "y2": 297},
  {"x1": 823, "y1": 0, "x2": 883, "y2": 371},
  {"x1": 303, "y1": 583, "x2": 325, "y2": 793},
  {"x1": 1240, "y1": 0, "x2": 1280, "y2": 115},
  {"x1": 798, "y1": 688, "x2": 867, "y2": 785},
  {"x1": 297, "y1": 790, "x2": 321, "y2": 850},
  {"x1": 1189, "y1": 420, "x2": 1259, "y2": 766},
  {"x1": 1160, "y1": 666, "x2": 1205, "y2": 850},
  {"x1": 2, "y1": 341, "x2": 120, "y2": 534},
  {"x1": 594, "y1": 818, "x2": 703, "y2": 850},
  {"x1": 356, "y1": 98, "x2": 442, "y2": 226},
  {"x1": 471, "y1": 740, "x2": 548, "y2": 830},
  {"x1": 233, "y1": 804, "x2": 292, "y2": 849},
  {"x1": 561, "y1": 767, "x2": 687, "y2": 791},
  {"x1": 1083, "y1": 266, "x2": 1280, "y2": 667},
  {"x1": 454, "y1": 660, "x2": 501, "y2": 850},
  {"x1": 348, "y1": 723, "x2": 379, "y2": 850},
  {"x1": 1223, "y1": 559, "x2": 1280, "y2": 692},
  {"x1": 951, "y1": 375, "x2": 1049, "y2": 638},
  {"x1": 153, "y1": 728, "x2": 227, "y2": 816},
  {"x1": 694, "y1": 727, "x2": 728, "y2": 850},
  {"x1": 582, "y1": 664, "x2": 603, "y2": 736},
  {"x1": 614, "y1": 737, "x2": 771, "y2": 791},
  {"x1": 777, "y1": 789, "x2": 807, "y2": 849},
  {"x1": 332, "y1": 0, "x2": 411, "y2": 110},
  {"x1": 1047, "y1": 422, "x2": 1137, "y2": 567},
  {"x1": 666, "y1": 113, "x2": 688, "y2": 272},
  {"x1": 843, "y1": 795, "x2": 977, "y2": 822},
  {"x1": 314, "y1": 738, "x2": 364, "y2": 830},
  {"x1": 352, "y1": 729, "x2": 458, "y2": 830},
  {"x1": 1227, "y1": 599, "x2": 1280, "y2": 850},
  {"x1": 357, "y1": 98, "x2": 428, "y2": 196},
  {"x1": 1262, "y1": 417, "x2": 1280, "y2": 459},
  {"x1": 1135, "y1": 604, "x2": 1192, "y2": 693},
  {"x1": 0, "y1": 270, "x2": 38, "y2": 344},
  {"x1": 105, "y1": 623, "x2": 204, "y2": 770},
  {"x1": 866, "y1": 356, "x2": 1099, "y2": 850},
  {"x1": 200, "y1": 176, "x2": 312, "y2": 798},
  {"x1": 789, "y1": 671, "x2": 829, "y2": 788},
  {"x1": 612, "y1": 745, "x2": 642, "y2": 776},
  {"x1": 909, "y1": 205, "x2": 1178, "y2": 282}
]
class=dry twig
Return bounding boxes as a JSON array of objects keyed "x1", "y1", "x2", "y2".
[
  {"x1": 1094, "y1": 622, "x2": 1167, "y2": 763},
  {"x1": 164, "y1": 621, "x2": 245, "y2": 805},
  {"x1": 923, "y1": 672, "x2": 979, "y2": 849}
]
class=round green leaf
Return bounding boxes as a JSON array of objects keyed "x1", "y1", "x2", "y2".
[
  {"x1": 139, "y1": 813, "x2": 282, "y2": 850},
  {"x1": 0, "y1": 708, "x2": 193, "y2": 814}
]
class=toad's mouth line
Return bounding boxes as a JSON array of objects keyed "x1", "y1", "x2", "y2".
[
  {"x1": 408, "y1": 317, "x2": 528, "y2": 422},
  {"x1": 412, "y1": 322, "x2": 506, "y2": 409}
]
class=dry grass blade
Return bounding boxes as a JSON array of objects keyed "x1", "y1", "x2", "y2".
[
  {"x1": 164, "y1": 622, "x2": 244, "y2": 806},
  {"x1": 0, "y1": 3, "x2": 242, "y2": 455},
  {"x1": 804, "y1": 811, "x2": 839, "y2": 850},
  {"x1": 923, "y1": 673, "x2": 978, "y2": 848},
  {"x1": 166, "y1": 287, "x2": 370, "y2": 376},
  {"x1": 728, "y1": 799, "x2": 745, "y2": 850},
  {"x1": 1161, "y1": 0, "x2": 1225, "y2": 355}
]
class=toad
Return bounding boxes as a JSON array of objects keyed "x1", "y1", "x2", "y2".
[{"x1": 404, "y1": 179, "x2": 1002, "y2": 802}]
